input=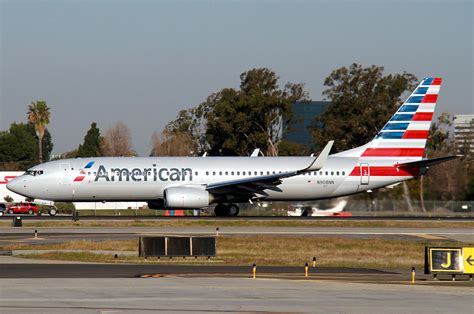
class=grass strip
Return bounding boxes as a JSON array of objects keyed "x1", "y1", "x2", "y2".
[{"x1": 6, "y1": 236, "x2": 468, "y2": 269}]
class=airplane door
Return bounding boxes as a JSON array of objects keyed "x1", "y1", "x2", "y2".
[{"x1": 360, "y1": 163, "x2": 370, "y2": 185}]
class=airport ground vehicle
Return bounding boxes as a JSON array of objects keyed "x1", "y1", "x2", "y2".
[{"x1": 6, "y1": 202, "x2": 39, "y2": 215}]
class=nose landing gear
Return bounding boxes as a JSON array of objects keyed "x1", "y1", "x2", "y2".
[{"x1": 214, "y1": 203, "x2": 240, "y2": 217}]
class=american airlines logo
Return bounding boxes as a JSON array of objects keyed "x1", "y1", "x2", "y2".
[
  {"x1": 73, "y1": 161, "x2": 95, "y2": 182},
  {"x1": 76, "y1": 163, "x2": 194, "y2": 182}
]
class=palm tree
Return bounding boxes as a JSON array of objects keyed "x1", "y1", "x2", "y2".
[{"x1": 27, "y1": 101, "x2": 51, "y2": 164}]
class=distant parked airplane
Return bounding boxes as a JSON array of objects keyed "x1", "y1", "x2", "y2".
[{"x1": 7, "y1": 78, "x2": 456, "y2": 216}]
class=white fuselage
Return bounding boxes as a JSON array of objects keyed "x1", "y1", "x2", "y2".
[{"x1": 6, "y1": 154, "x2": 413, "y2": 203}]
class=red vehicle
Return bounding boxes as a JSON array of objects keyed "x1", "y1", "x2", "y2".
[{"x1": 7, "y1": 202, "x2": 39, "y2": 215}]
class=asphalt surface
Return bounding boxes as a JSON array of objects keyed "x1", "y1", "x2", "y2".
[
  {"x1": 0, "y1": 263, "x2": 391, "y2": 278},
  {"x1": 0, "y1": 277, "x2": 472, "y2": 313},
  {"x1": 1, "y1": 226, "x2": 472, "y2": 243}
]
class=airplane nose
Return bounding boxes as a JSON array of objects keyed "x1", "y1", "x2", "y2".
[{"x1": 6, "y1": 178, "x2": 21, "y2": 194}]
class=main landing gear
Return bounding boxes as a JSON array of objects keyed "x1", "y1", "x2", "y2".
[{"x1": 214, "y1": 203, "x2": 240, "y2": 217}]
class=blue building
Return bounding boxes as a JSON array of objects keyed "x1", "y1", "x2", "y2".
[{"x1": 283, "y1": 101, "x2": 331, "y2": 147}]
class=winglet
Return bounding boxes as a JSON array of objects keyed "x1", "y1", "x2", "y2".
[
  {"x1": 250, "y1": 148, "x2": 260, "y2": 157},
  {"x1": 304, "y1": 141, "x2": 334, "y2": 172}
]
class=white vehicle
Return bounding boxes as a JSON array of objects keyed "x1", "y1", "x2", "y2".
[{"x1": 7, "y1": 78, "x2": 456, "y2": 216}]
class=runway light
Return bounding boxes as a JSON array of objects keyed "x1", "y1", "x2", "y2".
[
  {"x1": 252, "y1": 263, "x2": 257, "y2": 279},
  {"x1": 216, "y1": 227, "x2": 219, "y2": 236},
  {"x1": 34, "y1": 229, "x2": 38, "y2": 239},
  {"x1": 305, "y1": 262, "x2": 309, "y2": 278},
  {"x1": 312, "y1": 257, "x2": 316, "y2": 268},
  {"x1": 411, "y1": 267, "x2": 415, "y2": 284}
]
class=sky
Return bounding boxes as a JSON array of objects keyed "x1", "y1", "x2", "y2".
[{"x1": 1, "y1": 0, "x2": 472, "y2": 156}]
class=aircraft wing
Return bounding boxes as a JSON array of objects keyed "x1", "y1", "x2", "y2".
[{"x1": 206, "y1": 141, "x2": 334, "y2": 197}]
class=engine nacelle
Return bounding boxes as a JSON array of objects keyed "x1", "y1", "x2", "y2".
[{"x1": 164, "y1": 187, "x2": 212, "y2": 209}]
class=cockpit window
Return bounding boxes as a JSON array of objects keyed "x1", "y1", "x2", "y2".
[{"x1": 24, "y1": 170, "x2": 44, "y2": 176}]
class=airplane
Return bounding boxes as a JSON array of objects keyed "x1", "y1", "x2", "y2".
[
  {"x1": 287, "y1": 200, "x2": 349, "y2": 217},
  {"x1": 7, "y1": 77, "x2": 457, "y2": 216}
]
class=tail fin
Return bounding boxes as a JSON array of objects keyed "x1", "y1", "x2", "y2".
[{"x1": 336, "y1": 77, "x2": 442, "y2": 160}]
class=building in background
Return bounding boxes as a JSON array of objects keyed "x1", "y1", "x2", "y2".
[
  {"x1": 453, "y1": 114, "x2": 474, "y2": 154},
  {"x1": 283, "y1": 101, "x2": 331, "y2": 147}
]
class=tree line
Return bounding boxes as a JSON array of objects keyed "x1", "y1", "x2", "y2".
[{"x1": 0, "y1": 64, "x2": 472, "y2": 202}]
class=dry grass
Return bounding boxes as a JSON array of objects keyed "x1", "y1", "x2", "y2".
[
  {"x1": 2, "y1": 239, "x2": 136, "y2": 251},
  {"x1": 0, "y1": 219, "x2": 473, "y2": 229},
  {"x1": 5, "y1": 236, "x2": 467, "y2": 269}
]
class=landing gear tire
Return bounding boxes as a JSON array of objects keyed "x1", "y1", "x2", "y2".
[
  {"x1": 214, "y1": 204, "x2": 240, "y2": 217},
  {"x1": 226, "y1": 204, "x2": 239, "y2": 217},
  {"x1": 214, "y1": 204, "x2": 227, "y2": 217}
]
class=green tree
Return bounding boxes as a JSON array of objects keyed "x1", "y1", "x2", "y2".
[
  {"x1": 77, "y1": 122, "x2": 102, "y2": 157},
  {"x1": 312, "y1": 64, "x2": 418, "y2": 152},
  {"x1": 205, "y1": 68, "x2": 308, "y2": 156},
  {"x1": 27, "y1": 101, "x2": 51, "y2": 164},
  {"x1": 0, "y1": 123, "x2": 38, "y2": 170},
  {"x1": 163, "y1": 68, "x2": 308, "y2": 156},
  {"x1": 278, "y1": 139, "x2": 311, "y2": 156}
]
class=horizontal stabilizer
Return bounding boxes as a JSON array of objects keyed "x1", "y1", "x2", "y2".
[{"x1": 396, "y1": 155, "x2": 460, "y2": 168}]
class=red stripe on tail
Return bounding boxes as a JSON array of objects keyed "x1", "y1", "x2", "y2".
[
  {"x1": 349, "y1": 166, "x2": 420, "y2": 177},
  {"x1": 402, "y1": 130, "x2": 429, "y2": 139},
  {"x1": 412, "y1": 112, "x2": 433, "y2": 121},
  {"x1": 422, "y1": 94, "x2": 438, "y2": 103},
  {"x1": 362, "y1": 148, "x2": 425, "y2": 157}
]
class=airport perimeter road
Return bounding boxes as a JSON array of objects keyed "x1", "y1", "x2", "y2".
[
  {"x1": 0, "y1": 277, "x2": 471, "y2": 313},
  {"x1": 1, "y1": 226, "x2": 473, "y2": 242}
]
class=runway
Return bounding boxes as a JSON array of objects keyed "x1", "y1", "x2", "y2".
[
  {"x1": 1, "y1": 226, "x2": 473, "y2": 243},
  {"x1": 1, "y1": 214, "x2": 474, "y2": 221}
]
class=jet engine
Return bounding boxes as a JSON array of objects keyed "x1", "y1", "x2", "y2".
[{"x1": 164, "y1": 187, "x2": 212, "y2": 208}]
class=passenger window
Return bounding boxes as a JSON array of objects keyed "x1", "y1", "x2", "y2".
[
  {"x1": 336, "y1": 171, "x2": 339, "y2": 176},
  {"x1": 255, "y1": 171, "x2": 258, "y2": 175},
  {"x1": 325, "y1": 171, "x2": 328, "y2": 176},
  {"x1": 267, "y1": 171, "x2": 270, "y2": 175},
  {"x1": 231, "y1": 171, "x2": 234, "y2": 175},
  {"x1": 213, "y1": 171, "x2": 216, "y2": 176},
  {"x1": 237, "y1": 171, "x2": 240, "y2": 175},
  {"x1": 342, "y1": 171, "x2": 345, "y2": 175},
  {"x1": 331, "y1": 171, "x2": 334, "y2": 176},
  {"x1": 219, "y1": 171, "x2": 222, "y2": 175},
  {"x1": 225, "y1": 171, "x2": 228, "y2": 175},
  {"x1": 243, "y1": 171, "x2": 246, "y2": 175},
  {"x1": 195, "y1": 171, "x2": 198, "y2": 176}
]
